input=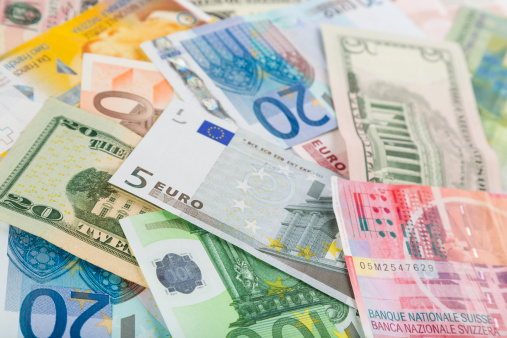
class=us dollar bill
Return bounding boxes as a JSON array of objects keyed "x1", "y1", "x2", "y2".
[
  {"x1": 121, "y1": 211, "x2": 364, "y2": 338},
  {"x1": 110, "y1": 100, "x2": 355, "y2": 307},
  {"x1": 322, "y1": 25, "x2": 501, "y2": 192},
  {"x1": 0, "y1": 98, "x2": 160, "y2": 287}
]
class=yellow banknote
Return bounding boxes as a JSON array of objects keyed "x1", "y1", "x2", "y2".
[{"x1": 0, "y1": 0, "x2": 210, "y2": 158}]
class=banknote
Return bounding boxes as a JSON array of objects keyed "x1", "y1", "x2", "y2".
[
  {"x1": 0, "y1": 222, "x2": 169, "y2": 337},
  {"x1": 80, "y1": 53, "x2": 180, "y2": 136},
  {"x1": 0, "y1": 72, "x2": 43, "y2": 159},
  {"x1": 322, "y1": 25, "x2": 501, "y2": 192},
  {"x1": 447, "y1": 7, "x2": 507, "y2": 192},
  {"x1": 121, "y1": 210, "x2": 364, "y2": 338},
  {"x1": 331, "y1": 177, "x2": 507, "y2": 337},
  {"x1": 0, "y1": 0, "x2": 210, "y2": 159},
  {"x1": 394, "y1": 0, "x2": 507, "y2": 39},
  {"x1": 0, "y1": 98, "x2": 163, "y2": 287},
  {"x1": 141, "y1": 0, "x2": 424, "y2": 149},
  {"x1": 109, "y1": 99, "x2": 355, "y2": 306},
  {"x1": 189, "y1": 0, "x2": 302, "y2": 19},
  {"x1": 0, "y1": 0, "x2": 97, "y2": 54},
  {"x1": 292, "y1": 129, "x2": 349, "y2": 178}
]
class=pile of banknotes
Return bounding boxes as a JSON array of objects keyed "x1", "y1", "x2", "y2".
[{"x1": 0, "y1": 0, "x2": 506, "y2": 336}]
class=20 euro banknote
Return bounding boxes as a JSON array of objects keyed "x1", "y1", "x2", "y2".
[
  {"x1": 141, "y1": 0, "x2": 424, "y2": 149},
  {"x1": 0, "y1": 222, "x2": 169, "y2": 337},
  {"x1": 323, "y1": 25, "x2": 501, "y2": 192}
]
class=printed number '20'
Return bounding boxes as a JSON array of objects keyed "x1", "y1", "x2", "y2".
[
  {"x1": 253, "y1": 83, "x2": 330, "y2": 140},
  {"x1": 20, "y1": 289, "x2": 109, "y2": 338},
  {"x1": 3, "y1": 194, "x2": 63, "y2": 221}
]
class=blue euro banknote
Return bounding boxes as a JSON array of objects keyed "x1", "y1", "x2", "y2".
[
  {"x1": 0, "y1": 222, "x2": 169, "y2": 337},
  {"x1": 141, "y1": 0, "x2": 424, "y2": 149}
]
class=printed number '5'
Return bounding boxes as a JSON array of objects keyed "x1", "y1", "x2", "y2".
[
  {"x1": 20, "y1": 289, "x2": 109, "y2": 338},
  {"x1": 125, "y1": 167, "x2": 153, "y2": 189},
  {"x1": 253, "y1": 83, "x2": 330, "y2": 140}
]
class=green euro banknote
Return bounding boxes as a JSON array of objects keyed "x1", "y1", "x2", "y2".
[
  {"x1": 447, "y1": 7, "x2": 507, "y2": 192},
  {"x1": 0, "y1": 221, "x2": 169, "y2": 337},
  {"x1": 0, "y1": 98, "x2": 161, "y2": 287},
  {"x1": 121, "y1": 210, "x2": 363, "y2": 338},
  {"x1": 322, "y1": 25, "x2": 501, "y2": 192}
]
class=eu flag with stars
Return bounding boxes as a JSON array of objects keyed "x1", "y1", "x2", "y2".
[{"x1": 197, "y1": 120, "x2": 235, "y2": 146}]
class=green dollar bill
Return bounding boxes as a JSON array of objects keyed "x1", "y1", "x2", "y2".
[
  {"x1": 121, "y1": 210, "x2": 364, "y2": 338},
  {"x1": 447, "y1": 7, "x2": 507, "y2": 192},
  {"x1": 0, "y1": 98, "x2": 159, "y2": 287},
  {"x1": 323, "y1": 25, "x2": 501, "y2": 191}
]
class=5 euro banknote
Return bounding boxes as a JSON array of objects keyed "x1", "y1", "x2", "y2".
[
  {"x1": 0, "y1": 98, "x2": 161, "y2": 287},
  {"x1": 109, "y1": 99, "x2": 355, "y2": 306}
]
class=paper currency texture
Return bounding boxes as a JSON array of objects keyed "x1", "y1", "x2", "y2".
[
  {"x1": 0, "y1": 0, "x2": 97, "y2": 54},
  {"x1": 110, "y1": 99, "x2": 355, "y2": 307},
  {"x1": 80, "y1": 53, "x2": 180, "y2": 136},
  {"x1": 0, "y1": 98, "x2": 161, "y2": 287},
  {"x1": 189, "y1": 0, "x2": 302, "y2": 19},
  {"x1": 323, "y1": 25, "x2": 500, "y2": 192},
  {"x1": 292, "y1": 129, "x2": 349, "y2": 178},
  {"x1": 0, "y1": 222, "x2": 169, "y2": 337},
  {"x1": 141, "y1": 0, "x2": 423, "y2": 149},
  {"x1": 0, "y1": 0, "x2": 210, "y2": 159},
  {"x1": 447, "y1": 7, "x2": 507, "y2": 193},
  {"x1": 394, "y1": 0, "x2": 507, "y2": 39},
  {"x1": 121, "y1": 211, "x2": 364, "y2": 338},
  {"x1": 331, "y1": 177, "x2": 507, "y2": 337}
]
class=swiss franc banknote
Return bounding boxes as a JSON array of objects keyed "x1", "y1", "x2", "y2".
[
  {"x1": 189, "y1": 0, "x2": 302, "y2": 20},
  {"x1": 331, "y1": 177, "x2": 507, "y2": 337},
  {"x1": 322, "y1": 25, "x2": 501, "y2": 192},
  {"x1": 110, "y1": 100, "x2": 355, "y2": 306},
  {"x1": 80, "y1": 53, "x2": 180, "y2": 136},
  {"x1": 394, "y1": 0, "x2": 507, "y2": 39},
  {"x1": 0, "y1": 0, "x2": 210, "y2": 159},
  {"x1": 141, "y1": 0, "x2": 424, "y2": 149},
  {"x1": 447, "y1": 8, "x2": 507, "y2": 192},
  {"x1": 292, "y1": 129, "x2": 349, "y2": 178},
  {"x1": 0, "y1": 98, "x2": 162, "y2": 287},
  {"x1": 121, "y1": 211, "x2": 364, "y2": 338},
  {"x1": 0, "y1": 222, "x2": 169, "y2": 337},
  {"x1": 0, "y1": 0, "x2": 97, "y2": 54}
]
